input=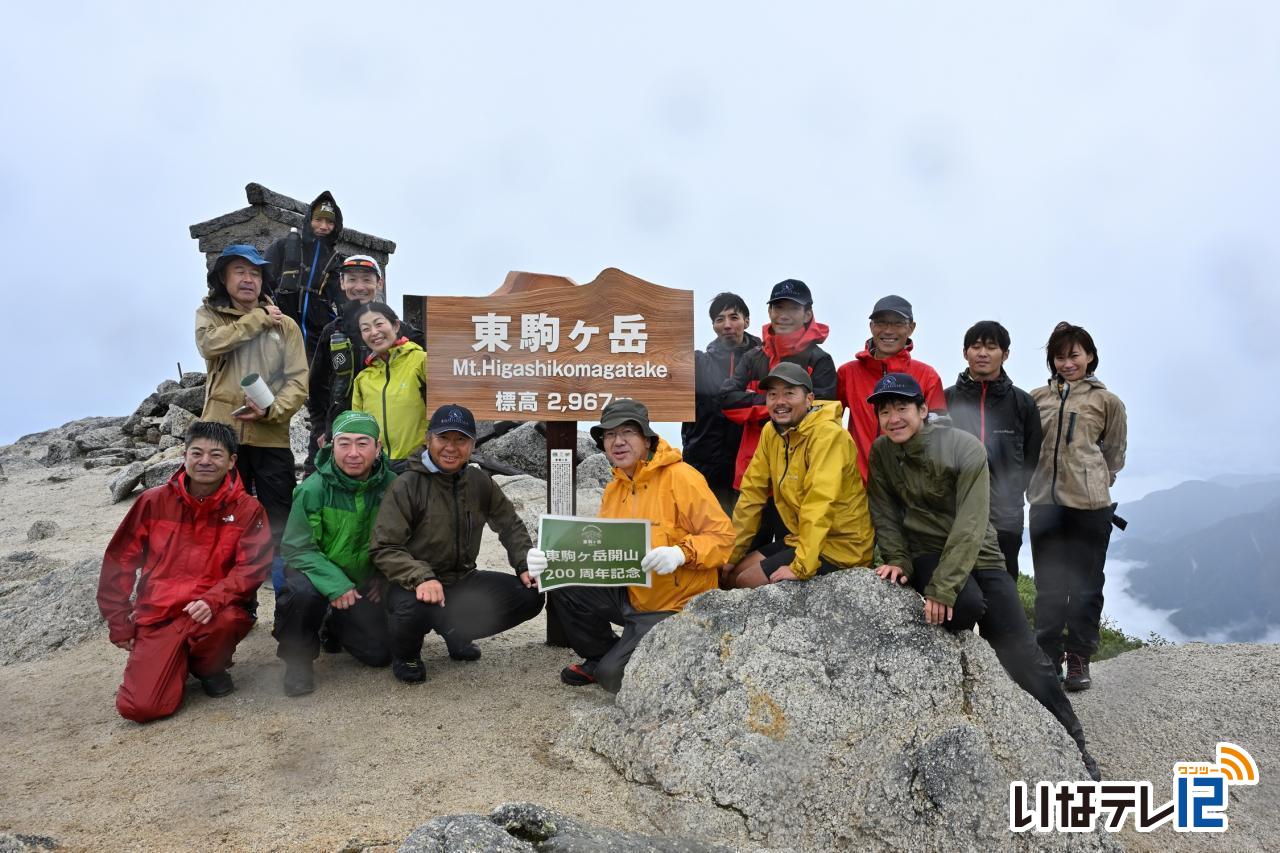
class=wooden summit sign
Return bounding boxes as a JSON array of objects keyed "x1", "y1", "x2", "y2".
[{"x1": 425, "y1": 268, "x2": 694, "y2": 422}]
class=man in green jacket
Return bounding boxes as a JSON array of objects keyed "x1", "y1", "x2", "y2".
[
  {"x1": 865, "y1": 373, "x2": 1101, "y2": 781},
  {"x1": 274, "y1": 410, "x2": 397, "y2": 696},
  {"x1": 370, "y1": 404, "x2": 543, "y2": 684}
]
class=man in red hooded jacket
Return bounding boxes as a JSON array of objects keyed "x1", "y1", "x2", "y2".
[
  {"x1": 718, "y1": 279, "x2": 837, "y2": 487},
  {"x1": 97, "y1": 421, "x2": 272, "y2": 723},
  {"x1": 836, "y1": 294, "x2": 947, "y2": 481}
]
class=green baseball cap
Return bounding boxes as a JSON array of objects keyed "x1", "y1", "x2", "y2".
[{"x1": 331, "y1": 410, "x2": 380, "y2": 439}]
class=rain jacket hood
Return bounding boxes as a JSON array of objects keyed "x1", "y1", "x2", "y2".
[
  {"x1": 303, "y1": 190, "x2": 344, "y2": 246},
  {"x1": 600, "y1": 438, "x2": 734, "y2": 613},
  {"x1": 730, "y1": 400, "x2": 874, "y2": 577}
]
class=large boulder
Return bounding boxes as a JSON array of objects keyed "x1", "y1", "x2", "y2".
[
  {"x1": 492, "y1": 473, "x2": 605, "y2": 541},
  {"x1": 567, "y1": 571, "x2": 1116, "y2": 852},
  {"x1": 399, "y1": 802, "x2": 728, "y2": 852},
  {"x1": 158, "y1": 404, "x2": 196, "y2": 439},
  {"x1": 576, "y1": 452, "x2": 614, "y2": 490},
  {"x1": 0, "y1": 558, "x2": 103, "y2": 665}
]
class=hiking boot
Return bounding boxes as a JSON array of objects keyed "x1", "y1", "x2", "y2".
[
  {"x1": 1081, "y1": 748, "x2": 1102, "y2": 782},
  {"x1": 445, "y1": 636, "x2": 482, "y2": 662},
  {"x1": 283, "y1": 660, "x2": 315, "y2": 697},
  {"x1": 392, "y1": 656, "x2": 426, "y2": 684},
  {"x1": 560, "y1": 661, "x2": 598, "y2": 686},
  {"x1": 1064, "y1": 652, "x2": 1092, "y2": 692},
  {"x1": 199, "y1": 671, "x2": 235, "y2": 698}
]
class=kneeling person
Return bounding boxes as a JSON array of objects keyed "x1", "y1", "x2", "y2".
[
  {"x1": 274, "y1": 411, "x2": 398, "y2": 696},
  {"x1": 723, "y1": 363, "x2": 874, "y2": 587},
  {"x1": 97, "y1": 422, "x2": 271, "y2": 723},
  {"x1": 529, "y1": 399, "x2": 734, "y2": 693},
  {"x1": 865, "y1": 373, "x2": 1100, "y2": 780},
  {"x1": 370, "y1": 405, "x2": 544, "y2": 683}
]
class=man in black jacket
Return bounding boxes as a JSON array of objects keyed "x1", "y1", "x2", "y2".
[
  {"x1": 681, "y1": 292, "x2": 761, "y2": 515},
  {"x1": 306, "y1": 255, "x2": 424, "y2": 472},
  {"x1": 944, "y1": 321, "x2": 1042, "y2": 578},
  {"x1": 265, "y1": 191, "x2": 347, "y2": 359}
]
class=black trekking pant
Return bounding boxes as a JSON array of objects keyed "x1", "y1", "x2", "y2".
[
  {"x1": 273, "y1": 570, "x2": 390, "y2": 666},
  {"x1": 235, "y1": 445, "x2": 296, "y2": 549},
  {"x1": 910, "y1": 554, "x2": 1085, "y2": 746},
  {"x1": 384, "y1": 571, "x2": 544, "y2": 660},
  {"x1": 1029, "y1": 504, "x2": 1113, "y2": 662},
  {"x1": 553, "y1": 585, "x2": 675, "y2": 694},
  {"x1": 997, "y1": 529, "x2": 1023, "y2": 580}
]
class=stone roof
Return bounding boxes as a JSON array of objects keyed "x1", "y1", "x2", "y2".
[{"x1": 188, "y1": 183, "x2": 396, "y2": 254}]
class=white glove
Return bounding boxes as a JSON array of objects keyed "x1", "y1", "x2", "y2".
[
  {"x1": 526, "y1": 548, "x2": 548, "y2": 579},
  {"x1": 641, "y1": 546, "x2": 685, "y2": 576}
]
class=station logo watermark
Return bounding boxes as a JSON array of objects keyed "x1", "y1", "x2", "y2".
[{"x1": 1010, "y1": 742, "x2": 1258, "y2": 833}]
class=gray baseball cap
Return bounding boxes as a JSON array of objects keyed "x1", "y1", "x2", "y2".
[{"x1": 759, "y1": 362, "x2": 814, "y2": 393}]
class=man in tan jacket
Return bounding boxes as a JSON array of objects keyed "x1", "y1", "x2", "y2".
[{"x1": 195, "y1": 244, "x2": 307, "y2": 591}]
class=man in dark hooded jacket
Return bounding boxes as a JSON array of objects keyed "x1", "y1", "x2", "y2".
[
  {"x1": 265, "y1": 190, "x2": 347, "y2": 359},
  {"x1": 681, "y1": 292, "x2": 761, "y2": 515},
  {"x1": 944, "y1": 321, "x2": 1041, "y2": 578}
]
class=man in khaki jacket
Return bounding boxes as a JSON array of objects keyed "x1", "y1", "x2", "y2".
[{"x1": 195, "y1": 244, "x2": 307, "y2": 589}]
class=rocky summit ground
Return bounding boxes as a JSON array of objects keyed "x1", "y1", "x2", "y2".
[{"x1": 1, "y1": 432, "x2": 1278, "y2": 852}]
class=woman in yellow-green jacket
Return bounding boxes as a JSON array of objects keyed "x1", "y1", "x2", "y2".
[{"x1": 350, "y1": 302, "x2": 427, "y2": 467}]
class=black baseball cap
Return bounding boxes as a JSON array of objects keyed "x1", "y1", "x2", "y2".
[
  {"x1": 866, "y1": 372, "x2": 924, "y2": 405},
  {"x1": 759, "y1": 362, "x2": 814, "y2": 393},
  {"x1": 768, "y1": 279, "x2": 813, "y2": 307},
  {"x1": 869, "y1": 295, "x2": 913, "y2": 322},
  {"x1": 428, "y1": 404, "x2": 477, "y2": 438}
]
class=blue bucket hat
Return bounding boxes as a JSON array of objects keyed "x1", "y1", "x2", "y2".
[{"x1": 207, "y1": 243, "x2": 269, "y2": 292}]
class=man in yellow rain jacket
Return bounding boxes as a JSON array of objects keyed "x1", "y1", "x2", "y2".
[
  {"x1": 527, "y1": 399, "x2": 733, "y2": 693},
  {"x1": 722, "y1": 362, "x2": 874, "y2": 588}
]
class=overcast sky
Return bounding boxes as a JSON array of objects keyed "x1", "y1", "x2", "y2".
[{"x1": 3, "y1": 2, "x2": 1277, "y2": 501}]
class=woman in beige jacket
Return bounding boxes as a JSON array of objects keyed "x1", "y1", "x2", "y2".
[{"x1": 1027, "y1": 322, "x2": 1127, "y2": 693}]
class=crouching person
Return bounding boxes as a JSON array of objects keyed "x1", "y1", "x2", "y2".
[
  {"x1": 722, "y1": 363, "x2": 874, "y2": 587},
  {"x1": 529, "y1": 399, "x2": 734, "y2": 693},
  {"x1": 370, "y1": 405, "x2": 544, "y2": 684},
  {"x1": 864, "y1": 373, "x2": 1101, "y2": 780},
  {"x1": 273, "y1": 411, "x2": 398, "y2": 696},
  {"x1": 97, "y1": 422, "x2": 271, "y2": 723}
]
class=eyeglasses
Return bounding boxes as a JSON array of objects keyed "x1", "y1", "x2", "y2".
[{"x1": 602, "y1": 427, "x2": 642, "y2": 443}]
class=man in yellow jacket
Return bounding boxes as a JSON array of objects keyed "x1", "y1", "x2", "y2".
[
  {"x1": 527, "y1": 399, "x2": 733, "y2": 693},
  {"x1": 723, "y1": 363, "x2": 874, "y2": 587}
]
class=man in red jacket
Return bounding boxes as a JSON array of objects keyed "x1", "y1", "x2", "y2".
[
  {"x1": 97, "y1": 421, "x2": 272, "y2": 723},
  {"x1": 836, "y1": 294, "x2": 947, "y2": 481}
]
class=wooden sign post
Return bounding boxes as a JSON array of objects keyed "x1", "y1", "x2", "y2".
[{"x1": 412, "y1": 268, "x2": 695, "y2": 646}]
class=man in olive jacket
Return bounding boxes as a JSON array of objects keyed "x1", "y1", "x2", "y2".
[
  {"x1": 865, "y1": 373, "x2": 1100, "y2": 781},
  {"x1": 370, "y1": 404, "x2": 544, "y2": 683}
]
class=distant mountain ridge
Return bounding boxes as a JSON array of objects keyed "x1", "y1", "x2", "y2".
[{"x1": 1115, "y1": 474, "x2": 1280, "y2": 640}]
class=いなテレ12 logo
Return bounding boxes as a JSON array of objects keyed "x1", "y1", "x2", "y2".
[{"x1": 1010, "y1": 741, "x2": 1258, "y2": 833}]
